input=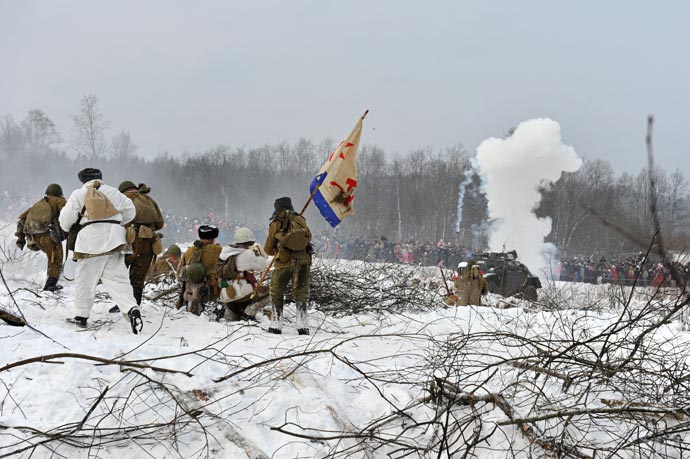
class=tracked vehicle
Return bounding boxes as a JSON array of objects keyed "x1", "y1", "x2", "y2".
[{"x1": 474, "y1": 250, "x2": 541, "y2": 301}]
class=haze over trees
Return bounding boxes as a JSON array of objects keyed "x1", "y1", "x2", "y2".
[{"x1": 1, "y1": 95, "x2": 688, "y2": 256}]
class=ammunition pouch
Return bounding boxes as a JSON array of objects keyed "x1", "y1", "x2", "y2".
[
  {"x1": 126, "y1": 226, "x2": 137, "y2": 244},
  {"x1": 138, "y1": 225, "x2": 155, "y2": 239}
]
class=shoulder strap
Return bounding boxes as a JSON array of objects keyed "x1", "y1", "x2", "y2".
[{"x1": 76, "y1": 205, "x2": 86, "y2": 225}]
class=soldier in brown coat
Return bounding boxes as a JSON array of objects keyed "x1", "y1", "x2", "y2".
[
  {"x1": 177, "y1": 225, "x2": 222, "y2": 315},
  {"x1": 16, "y1": 184, "x2": 66, "y2": 291},
  {"x1": 264, "y1": 197, "x2": 312, "y2": 335},
  {"x1": 108, "y1": 181, "x2": 164, "y2": 312},
  {"x1": 454, "y1": 261, "x2": 489, "y2": 306}
]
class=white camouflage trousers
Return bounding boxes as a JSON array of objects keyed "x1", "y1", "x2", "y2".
[{"x1": 73, "y1": 254, "x2": 136, "y2": 318}]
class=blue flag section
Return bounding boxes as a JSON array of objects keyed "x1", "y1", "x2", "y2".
[{"x1": 310, "y1": 172, "x2": 341, "y2": 227}]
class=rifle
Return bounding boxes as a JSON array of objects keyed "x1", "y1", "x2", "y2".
[
  {"x1": 440, "y1": 267, "x2": 458, "y2": 306},
  {"x1": 63, "y1": 205, "x2": 86, "y2": 280},
  {"x1": 440, "y1": 267, "x2": 452, "y2": 296}
]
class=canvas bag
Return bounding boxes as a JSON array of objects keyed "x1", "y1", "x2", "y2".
[{"x1": 85, "y1": 181, "x2": 118, "y2": 220}]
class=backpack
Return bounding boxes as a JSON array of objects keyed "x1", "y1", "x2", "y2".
[
  {"x1": 132, "y1": 193, "x2": 160, "y2": 226},
  {"x1": 85, "y1": 181, "x2": 118, "y2": 220},
  {"x1": 279, "y1": 214, "x2": 311, "y2": 251},
  {"x1": 24, "y1": 198, "x2": 53, "y2": 234},
  {"x1": 183, "y1": 243, "x2": 207, "y2": 283},
  {"x1": 219, "y1": 254, "x2": 236, "y2": 280}
]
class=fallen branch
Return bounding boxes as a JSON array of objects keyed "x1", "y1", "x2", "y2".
[{"x1": 0, "y1": 353, "x2": 193, "y2": 377}]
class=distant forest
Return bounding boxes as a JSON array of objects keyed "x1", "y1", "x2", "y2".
[{"x1": 2, "y1": 94, "x2": 689, "y2": 256}]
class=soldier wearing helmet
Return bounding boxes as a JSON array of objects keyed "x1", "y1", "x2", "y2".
[
  {"x1": 216, "y1": 226, "x2": 270, "y2": 321},
  {"x1": 15, "y1": 183, "x2": 66, "y2": 292},
  {"x1": 108, "y1": 181, "x2": 164, "y2": 313},
  {"x1": 147, "y1": 244, "x2": 182, "y2": 283}
]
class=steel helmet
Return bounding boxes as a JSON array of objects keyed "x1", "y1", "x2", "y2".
[
  {"x1": 45, "y1": 183, "x2": 63, "y2": 197},
  {"x1": 233, "y1": 227, "x2": 256, "y2": 245},
  {"x1": 457, "y1": 261, "x2": 468, "y2": 270},
  {"x1": 184, "y1": 263, "x2": 206, "y2": 283},
  {"x1": 165, "y1": 244, "x2": 182, "y2": 257},
  {"x1": 118, "y1": 180, "x2": 137, "y2": 193}
]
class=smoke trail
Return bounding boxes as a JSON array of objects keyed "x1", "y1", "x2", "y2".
[
  {"x1": 475, "y1": 118, "x2": 582, "y2": 276},
  {"x1": 454, "y1": 167, "x2": 474, "y2": 233}
]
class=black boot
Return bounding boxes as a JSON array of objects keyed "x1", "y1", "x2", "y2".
[
  {"x1": 66, "y1": 316, "x2": 87, "y2": 328},
  {"x1": 128, "y1": 307, "x2": 143, "y2": 334},
  {"x1": 133, "y1": 287, "x2": 143, "y2": 306},
  {"x1": 110, "y1": 287, "x2": 142, "y2": 314},
  {"x1": 43, "y1": 277, "x2": 63, "y2": 292}
]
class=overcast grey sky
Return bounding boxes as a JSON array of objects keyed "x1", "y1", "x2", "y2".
[{"x1": 2, "y1": 0, "x2": 689, "y2": 177}]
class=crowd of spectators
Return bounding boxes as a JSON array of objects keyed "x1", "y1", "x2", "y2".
[
  {"x1": 555, "y1": 254, "x2": 689, "y2": 287},
  {"x1": 311, "y1": 233, "x2": 477, "y2": 268},
  {"x1": 158, "y1": 213, "x2": 480, "y2": 269}
]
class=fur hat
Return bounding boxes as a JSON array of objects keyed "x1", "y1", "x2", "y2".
[
  {"x1": 78, "y1": 168, "x2": 102, "y2": 183},
  {"x1": 198, "y1": 225, "x2": 219, "y2": 240},
  {"x1": 271, "y1": 196, "x2": 294, "y2": 220}
]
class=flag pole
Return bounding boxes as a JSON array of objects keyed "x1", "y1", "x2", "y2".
[{"x1": 251, "y1": 109, "x2": 369, "y2": 299}]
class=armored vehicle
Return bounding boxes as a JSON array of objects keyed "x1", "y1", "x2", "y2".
[{"x1": 473, "y1": 250, "x2": 541, "y2": 301}]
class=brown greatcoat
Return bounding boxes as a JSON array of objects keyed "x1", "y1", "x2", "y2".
[
  {"x1": 454, "y1": 270, "x2": 489, "y2": 306},
  {"x1": 123, "y1": 189, "x2": 165, "y2": 289},
  {"x1": 17, "y1": 195, "x2": 66, "y2": 278}
]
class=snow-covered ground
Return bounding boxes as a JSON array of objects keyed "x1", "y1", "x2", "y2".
[{"x1": 2, "y1": 230, "x2": 690, "y2": 458}]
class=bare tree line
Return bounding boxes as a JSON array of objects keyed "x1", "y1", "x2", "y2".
[{"x1": 1, "y1": 96, "x2": 689, "y2": 253}]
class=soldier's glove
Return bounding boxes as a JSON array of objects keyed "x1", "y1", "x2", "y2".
[{"x1": 16, "y1": 237, "x2": 26, "y2": 250}]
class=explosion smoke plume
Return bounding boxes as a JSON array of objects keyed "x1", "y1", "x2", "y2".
[{"x1": 476, "y1": 118, "x2": 582, "y2": 275}]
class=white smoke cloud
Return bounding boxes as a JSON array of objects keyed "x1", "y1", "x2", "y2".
[{"x1": 476, "y1": 118, "x2": 582, "y2": 276}]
